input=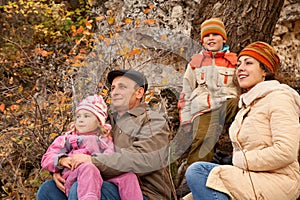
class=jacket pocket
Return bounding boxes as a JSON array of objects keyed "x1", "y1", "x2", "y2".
[
  {"x1": 190, "y1": 87, "x2": 210, "y2": 115},
  {"x1": 217, "y1": 67, "x2": 235, "y2": 87},
  {"x1": 194, "y1": 67, "x2": 206, "y2": 85}
]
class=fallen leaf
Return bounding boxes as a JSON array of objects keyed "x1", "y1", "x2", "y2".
[
  {"x1": 144, "y1": 19, "x2": 155, "y2": 25},
  {"x1": 0, "y1": 103, "x2": 5, "y2": 112},
  {"x1": 96, "y1": 16, "x2": 106, "y2": 21},
  {"x1": 125, "y1": 18, "x2": 133, "y2": 24}
]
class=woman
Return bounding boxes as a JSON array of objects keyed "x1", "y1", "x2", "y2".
[{"x1": 184, "y1": 41, "x2": 300, "y2": 200}]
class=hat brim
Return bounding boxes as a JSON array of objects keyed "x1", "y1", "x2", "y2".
[{"x1": 107, "y1": 69, "x2": 148, "y2": 92}]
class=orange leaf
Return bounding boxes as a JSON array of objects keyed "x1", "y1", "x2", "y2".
[
  {"x1": 10, "y1": 104, "x2": 20, "y2": 111},
  {"x1": 107, "y1": 16, "x2": 115, "y2": 25},
  {"x1": 34, "y1": 48, "x2": 42, "y2": 54},
  {"x1": 145, "y1": 96, "x2": 151, "y2": 102},
  {"x1": 161, "y1": 34, "x2": 168, "y2": 40},
  {"x1": 144, "y1": 19, "x2": 155, "y2": 25},
  {"x1": 85, "y1": 20, "x2": 92, "y2": 30},
  {"x1": 129, "y1": 48, "x2": 141, "y2": 57},
  {"x1": 16, "y1": 99, "x2": 23, "y2": 104},
  {"x1": 106, "y1": 98, "x2": 111, "y2": 105},
  {"x1": 125, "y1": 18, "x2": 133, "y2": 24},
  {"x1": 0, "y1": 103, "x2": 5, "y2": 112},
  {"x1": 115, "y1": 25, "x2": 121, "y2": 32},
  {"x1": 72, "y1": 62, "x2": 82, "y2": 67},
  {"x1": 150, "y1": 90, "x2": 155, "y2": 96},
  {"x1": 41, "y1": 50, "x2": 48, "y2": 57},
  {"x1": 75, "y1": 39, "x2": 81, "y2": 45},
  {"x1": 96, "y1": 16, "x2": 106, "y2": 21},
  {"x1": 144, "y1": 4, "x2": 154, "y2": 14},
  {"x1": 77, "y1": 26, "x2": 84, "y2": 34},
  {"x1": 102, "y1": 89, "x2": 108, "y2": 96},
  {"x1": 71, "y1": 25, "x2": 76, "y2": 33},
  {"x1": 79, "y1": 48, "x2": 86, "y2": 53},
  {"x1": 135, "y1": 19, "x2": 141, "y2": 26},
  {"x1": 144, "y1": 8, "x2": 151, "y2": 14},
  {"x1": 98, "y1": 34, "x2": 104, "y2": 40}
]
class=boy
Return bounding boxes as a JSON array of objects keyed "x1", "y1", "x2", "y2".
[{"x1": 177, "y1": 18, "x2": 239, "y2": 197}]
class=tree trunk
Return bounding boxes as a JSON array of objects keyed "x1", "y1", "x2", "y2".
[
  {"x1": 191, "y1": 0, "x2": 284, "y2": 52},
  {"x1": 97, "y1": 0, "x2": 284, "y2": 65}
]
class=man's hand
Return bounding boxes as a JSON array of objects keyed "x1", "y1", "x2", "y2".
[
  {"x1": 53, "y1": 172, "x2": 66, "y2": 193},
  {"x1": 70, "y1": 154, "x2": 92, "y2": 170}
]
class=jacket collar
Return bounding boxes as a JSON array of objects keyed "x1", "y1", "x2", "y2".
[
  {"x1": 239, "y1": 80, "x2": 300, "y2": 116},
  {"x1": 202, "y1": 45, "x2": 230, "y2": 57},
  {"x1": 114, "y1": 103, "x2": 149, "y2": 121},
  {"x1": 127, "y1": 103, "x2": 148, "y2": 116}
]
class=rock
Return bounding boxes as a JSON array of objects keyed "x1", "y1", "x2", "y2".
[{"x1": 272, "y1": 0, "x2": 300, "y2": 88}]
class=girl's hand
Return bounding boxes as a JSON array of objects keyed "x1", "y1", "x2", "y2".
[
  {"x1": 53, "y1": 172, "x2": 66, "y2": 193},
  {"x1": 58, "y1": 157, "x2": 72, "y2": 169}
]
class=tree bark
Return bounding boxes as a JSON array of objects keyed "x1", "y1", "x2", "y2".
[{"x1": 191, "y1": 0, "x2": 284, "y2": 52}]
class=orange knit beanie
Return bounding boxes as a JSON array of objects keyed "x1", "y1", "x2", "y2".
[
  {"x1": 200, "y1": 18, "x2": 227, "y2": 41},
  {"x1": 238, "y1": 41, "x2": 280, "y2": 73}
]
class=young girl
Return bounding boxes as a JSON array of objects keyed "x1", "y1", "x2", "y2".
[
  {"x1": 185, "y1": 42, "x2": 300, "y2": 200},
  {"x1": 41, "y1": 95, "x2": 143, "y2": 200}
]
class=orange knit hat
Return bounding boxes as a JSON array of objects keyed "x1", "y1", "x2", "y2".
[
  {"x1": 200, "y1": 18, "x2": 227, "y2": 41},
  {"x1": 238, "y1": 41, "x2": 280, "y2": 73}
]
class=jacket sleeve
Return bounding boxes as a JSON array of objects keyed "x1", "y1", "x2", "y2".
[
  {"x1": 238, "y1": 92, "x2": 300, "y2": 171},
  {"x1": 41, "y1": 135, "x2": 69, "y2": 173},
  {"x1": 179, "y1": 63, "x2": 197, "y2": 124},
  {"x1": 91, "y1": 112, "x2": 170, "y2": 179}
]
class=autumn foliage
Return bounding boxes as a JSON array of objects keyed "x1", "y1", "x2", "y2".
[
  {"x1": 2, "y1": 1, "x2": 297, "y2": 199},
  {"x1": 0, "y1": 0, "x2": 183, "y2": 199},
  {"x1": 0, "y1": 0, "x2": 105, "y2": 198}
]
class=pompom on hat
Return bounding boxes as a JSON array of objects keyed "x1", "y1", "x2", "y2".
[
  {"x1": 200, "y1": 18, "x2": 227, "y2": 41},
  {"x1": 238, "y1": 41, "x2": 280, "y2": 73},
  {"x1": 75, "y1": 95, "x2": 111, "y2": 131}
]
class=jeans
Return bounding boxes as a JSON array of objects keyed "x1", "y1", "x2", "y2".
[
  {"x1": 36, "y1": 180, "x2": 148, "y2": 200},
  {"x1": 185, "y1": 162, "x2": 229, "y2": 200}
]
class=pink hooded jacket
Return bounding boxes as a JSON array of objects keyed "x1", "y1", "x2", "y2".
[{"x1": 41, "y1": 131, "x2": 114, "y2": 173}]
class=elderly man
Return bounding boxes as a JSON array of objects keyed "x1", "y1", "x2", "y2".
[{"x1": 36, "y1": 69, "x2": 173, "y2": 200}]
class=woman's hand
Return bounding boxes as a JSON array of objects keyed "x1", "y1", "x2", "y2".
[
  {"x1": 70, "y1": 154, "x2": 92, "y2": 170},
  {"x1": 53, "y1": 172, "x2": 66, "y2": 193}
]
